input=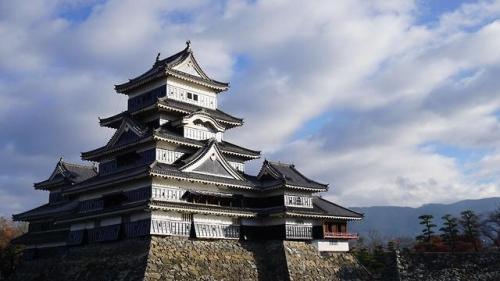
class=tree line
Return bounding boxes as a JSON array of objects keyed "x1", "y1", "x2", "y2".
[
  {"x1": 415, "y1": 207, "x2": 500, "y2": 252},
  {"x1": 352, "y1": 206, "x2": 500, "y2": 278}
]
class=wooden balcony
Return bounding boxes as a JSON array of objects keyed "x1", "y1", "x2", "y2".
[{"x1": 323, "y1": 231, "x2": 358, "y2": 239}]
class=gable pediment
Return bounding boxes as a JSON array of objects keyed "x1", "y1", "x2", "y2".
[
  {"x1": 181, "y1": 140, "x2": 244, "y2": 180},
  {"x1": 106, "y1": 118, "x2": 145, "y2": 148},
  {"x1": 171, "y1": 51, "x2": 212, "y2": 81},
  {"x1": 172, "y1": 57, "x2": 202, "y2": 78}
]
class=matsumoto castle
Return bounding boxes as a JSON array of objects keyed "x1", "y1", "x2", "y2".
[{"x1": 13, "y1": 42, "x2": 363, "y2": 254}]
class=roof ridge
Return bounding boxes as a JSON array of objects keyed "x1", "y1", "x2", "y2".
[
  {"x1": 60, "y1": 160, "x2": 95, "y2": 169},
  {"x1": 315, "y1": 196, "x2": 364, "y2": 216}
]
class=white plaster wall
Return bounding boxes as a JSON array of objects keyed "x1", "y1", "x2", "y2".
[
  {"x1": 193, "y1": 214, "x2": 235, "y2": 225},
  {"x1": 228, "y1": 161, "x2": 244, "y2": 172},
  {"x1": 156, "y1": 148, "x2": 184, "y2": 164},
  {"x1": 285, "y1": 218, "x2": 313, "y2": 226},
  {"x1": 167, "y1": 77, "x2": 217, "y2": 109},
  {"x1": 313, "y1": 240, "x2": 350, "y2": 252},
  {"x1": 152, "y1": 211, "x2": 184, "y2": 221}
]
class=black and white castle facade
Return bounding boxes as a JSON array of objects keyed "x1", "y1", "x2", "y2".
[{"x1": 13, "y1": 42, "x2": 363, "y2": 255}]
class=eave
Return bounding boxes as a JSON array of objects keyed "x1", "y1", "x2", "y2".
[
  {"x1": 115, "y1": 70, "x2": 229, "y2": 94},
  {"x1": 149, "y1": 200, "x2": 257, "y2": 218},
  {"x1": 55, "y1": 203, "x2": 148, "y2": 224},
  {"x1": 150, "y1": 171, "x2": 256, "y2": 190},
  {"x1": 81, "y1": 135, "x2": 154, "y2": 161},
  {"x1": 153, "y1": 133, "x2": 260, "y2": 160},
  {"x1": 284, "y1": 211, "x2": 363, "y2": 220}
]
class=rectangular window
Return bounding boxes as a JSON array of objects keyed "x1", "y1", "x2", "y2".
[
  {"x1": 187, "y1": 92, "x2": 192, "y2": 99},
  {"x1": 193, "y1": 94, "x2": 198, "y2": 101}
]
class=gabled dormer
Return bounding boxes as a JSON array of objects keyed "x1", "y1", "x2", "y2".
[
  {"x1": 106, "y1": 117, "x2": 148, "y2": 148},
  {"x1": 257, "y1": 160, "x2": 328, "y2": 192},
  {"x1": 117, "y1": 42, "x2": 228, "y2": 112},
  {"x1": 170, "y1": 110, "x2": 225, "y2": 141},
  {"x1": 34, "y1": 158, "x2": 97, "y2": 191},
  {"x1": 180, "y1": 139, "x2": 244, "y2": 180}
]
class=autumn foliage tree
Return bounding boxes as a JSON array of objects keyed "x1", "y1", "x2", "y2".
[{"x1": 0, "y1": 217, "x2": 26, "y2": 279}]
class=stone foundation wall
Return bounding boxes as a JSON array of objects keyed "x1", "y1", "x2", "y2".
[
  {"x1": 8, "y1": 237, "x2": 370, "y2": 281},
  {"x1": 283, "y1": 241, "x2": 371, "y2": 281},
  {"x1": 144, "y1": 237, "x2": 289, "y2": 281},
  {"x1": 396, "y1": 251, "x2": 500, "y2": 281},
  {"x1": 8, "y1": 238, "x2": 150, "y2": 281}
]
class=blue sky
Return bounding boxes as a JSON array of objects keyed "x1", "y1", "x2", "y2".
[{"x1": 1, "y1": 0, "x2": 500, "y2": 217}]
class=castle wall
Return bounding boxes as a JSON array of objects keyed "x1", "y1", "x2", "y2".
[
  {"x1": 283, "y1": 241, "x2": 371, "y2": 281},
  {"x1": 8, "y1": 238, "x2": 150, "y2": 281},
  {"x1": 9, "y1": 237, "x2": 370, "y2": 281},
  {"x1": 395, "y1": 251, "x2": 500, "y2": 281},
  {"x1": 144, "y1": 236, "x2": 288, "y2": 281}
]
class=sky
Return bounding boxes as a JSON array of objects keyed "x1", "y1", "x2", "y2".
[{"x1": 1, "y1": 0, "x2": 500, "y2": 217}]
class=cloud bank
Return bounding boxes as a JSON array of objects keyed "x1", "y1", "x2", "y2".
[{"x1": 1, "y1": 0, "x2": 500, "y2": 216}]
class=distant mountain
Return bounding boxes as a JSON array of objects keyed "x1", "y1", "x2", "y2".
[{"x1": 349, "y1": 197, "x2": 500, "y2": 240}]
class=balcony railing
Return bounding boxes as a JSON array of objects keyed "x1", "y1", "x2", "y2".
[
  {"x1": 323, "y1": 231, "x2": 358, "y2": 239},
  {"x1": 286, "y1": 225, "x2": 313, "y2": 239},
  {"x1": 150, "y1": 219, "x2": 191, "y2": 236},
  {"x1": 194, "y1": 223, "x2": 240, "y2": 239}
]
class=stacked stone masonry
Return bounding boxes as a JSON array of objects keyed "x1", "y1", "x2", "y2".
[
  {"x1": 395, "y1": 251, "x2": 500, "y2": 281},
  {"x1": 9, "y1": 237, "x2": 370, "y2": 281}
]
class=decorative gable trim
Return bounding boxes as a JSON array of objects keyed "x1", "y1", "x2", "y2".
[
  {"x1": 106, "y1": 118, "x2": 146, "y2": 148},
  {"x1": 170, "y1": 49, "x2": 211, "y2": 81},
  {"x1": 257, "y1": 160, "x2": 282, "y2": 180},
  {"x1": 180, "y1": 140, "x2": 244, "y2": 180},
  {"x1": 182, "y1": 111, "x2": 226, "y2": 132},
  {"x1": 48, "y1": 159, "x2": 70, "y2": 181}
]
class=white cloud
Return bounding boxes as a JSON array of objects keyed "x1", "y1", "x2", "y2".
[{"x1": 1, "y1": 0, "x2": 500, "y2": 216}]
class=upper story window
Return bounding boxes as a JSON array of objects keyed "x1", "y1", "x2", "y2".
[
  {"x1": 167, "y1": 84, "x2": 216, "y2": 109},
  {"x1": 187, "y1": 92, "x2": 199, "y2": 101},
  {"x1": 284, "y1": 195, "x2": 313, "y2": 208}
]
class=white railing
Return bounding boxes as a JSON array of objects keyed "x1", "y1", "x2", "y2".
[
  {"x1": 286, "y1": 225, "x2": 313, "y2": 239},
  {"x1": 152, "y1": 186, "x2": 185, "y2": 202},
  {"x1": 284, "y1": 195, "x2": 313, "y2": 208},
  {"x1": 229, "y1": 161, "x2": 245, "y2": 172},
  {"x1": 194, "y1": 223, "x2": 240, "y2": 239},
  {"x1": 150, "y1": 219, "x2": 191, "y2": 236},
  {"x1": 184, "y1": 127, "x2": 217, "y2": 141},
  {"x1": 156, "y1": 149, "x2": 183, "y2": 164}
]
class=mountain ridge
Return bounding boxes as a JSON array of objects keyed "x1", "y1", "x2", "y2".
[{"x1": 349, "y1": 197, "x2": 500, "y2": 240}]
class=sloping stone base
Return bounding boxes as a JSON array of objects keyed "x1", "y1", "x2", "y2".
[
  {"x1": 283, "y1": 241, "x2": 371, "y2": 281},
  {"x1": 9, "y1": 238, "x2": 150, "y2": 281},
  {"x1": 397, "y1": 251, "x2": 500, "y2": 281},
  {"x1": 9, "y1": 237, "x2": 370, "y2": 281}
]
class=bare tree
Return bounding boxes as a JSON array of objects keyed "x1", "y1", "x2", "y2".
[{"x1": 481, "y1": 206, "x2": 500, "y2": 249}]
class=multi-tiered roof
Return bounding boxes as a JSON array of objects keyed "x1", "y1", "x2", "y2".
[{"x1": 13, "y1": 42, "x2": 362, "y2": 252}]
